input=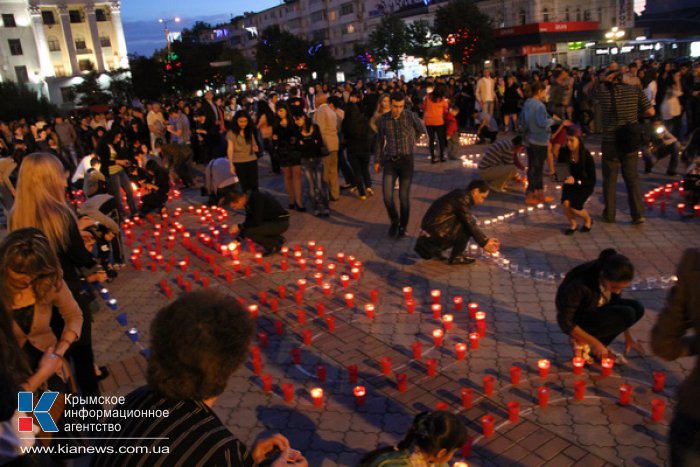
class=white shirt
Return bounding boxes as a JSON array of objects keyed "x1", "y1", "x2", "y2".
[
  {"x1": 72, "y1": 155, "x2": 94, "y2": 183},
  {"x1": 476, "y1": 76, "x2": 496, "y2": 103}
]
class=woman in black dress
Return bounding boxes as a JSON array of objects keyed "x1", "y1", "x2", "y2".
[
  {"x1": 272, "y1": 103, "x2": 304, "y2": 211},
  {"x1": 560, "y1": 126, "x2": 595, "y2": 235},
  {"x1": 502, "y1": 75, "x2": 523, "y2": 132}
]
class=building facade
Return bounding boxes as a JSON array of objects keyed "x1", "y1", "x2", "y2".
[{"x1": 0, "y1": 0, "x2": 128, "y2": 107}]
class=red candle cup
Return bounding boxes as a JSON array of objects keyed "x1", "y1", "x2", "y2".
[
  {"x1": 619, "y1": 384, "x2": 632, "y2": 406},
  {"x1": 652, "y1": 371, "x2": 666, "y2": 393},
  {"x1": 232, "y1": 260, "x2": 241, "y2": 271},
  {"x1": 574, "y1": 380, "x2": 586, "y2": 401},
  {"x1": 340, "y1": 275, "x2": 350, "y2": 288},
  {"x1": 316, "y1": 302, "x2": 326, "y2": 317},
  {"x1": 461, "y1": 388, "x2": 473, "y2": 408},
  {"x1": 455, "y1": 343, "x2": 467, "y2": 361},
  {"x1": 344, "y1": 293, "x2": 355, "y2": 308},
  {"x1": 467, "y1": 302, "x2": 479, "y2": 318},
  {"x1": 381, "y1": 357, "x2": 392, "y2": 376},
  {"x1": 348, "y1": 364, "x2": 358, "y2": 384},
  {"x1": 538, "y1": 359, "x2": 551, "y2": 378},
  {"x1": 426, "y1": 358, "x2": 437, "y2": 377},
  {"x1": 435, "y1": 402, "x2": 449, "y2": 411},
  {"x1": 269, "y1": 298, "x2": 279, "y2": 312},
  {"x1": 280, "y1": 246, "x2": 289, "y2": 257},
  {"x1": 651, "y1": 399, "x2": 665, "y2": 422},
  {"x1": 406, "y1": 298, "x2": 416, "y2": 314},
  {"x1": 461, "y1": 438, "x2": 473, "y2": 459},
  {"x1": 252, "y1": 358, "x2": 263, "y2": 375},
  {"x1": 370, "y1": 288, "x2": 379, "y2": 304},
  {"x1": 278, "y1": 285, "x2": 286, "y2": 299},
  {"x1": 475, "y1": 311, "x2": 487, "y2": 337},
  {"x1": 244, "y1": 266, "x2": 252, "y2": 277},
  {"x1": 308, "y1": 240, "x2": 316, "y2": 251},
  {"x1": 313, "y1": 272, "x2": 323, "y2": 284},
  {"x1": 572, "y1": 357, "x2": 585, "y2": 375},
  {"x1": 297, "y1": 278, "x2": 307, "y2": 293},
  {"x1": 294, "y1": 290, "x2": 304, "y2": 306},
  {"x1": 336, "y1": 252, "x2": 345, "y2": 263},
  {"x1": 257, "y1": 331, "x2": 268, "y2": 347},
  {"x1": 481, "y1": 415, "x2": 495, "y2": 437},
  {"x1": 431, "y1": 304, "x2": 442, "y2": 320},
  {"x1": 397, "y1": 373, "x2": 408, "y2": 392},
  {"x1": 327, "y1": 264, "x2": 336, "y2": 276},
  {"x1": 322, "y1": 283, "x2": 332, "y2": 296},
  {"x1": 261, "y1": 374, "x2": 273, "y2": 393},
  {"x1": 677, "y1": 203, "x2": 686, "y2": 216},
  {"x1": 326, "y1": 316, "x2": 336, "y2": 332},
  {"x1": 316, "y1": 365, "x2": 327, "y2": 382},
  {"x1": 310, "y1": 388, "x2": 324, "y2": 407},
  {"x1": 469, "y1": 332, "x2": 480, "y2": 350},
  {"x1": 291, "y1": 347, "x2": 302, "y2": 365},
  {"x1": 431, "y1": 289, "x2": 442, "y2": 304},
  {"x1": 442, "y1": 314, "x2": 454, "y2": 331},
  {"x1": 538, "y1": 386, "x2": 550, "y2": 408},
  {"x1": 264, "y1": 262, "x2": 272, "y2": 273},
  {"x1": 297, "y1": 310, "x2": 307, "y2": 325},
  {"x1": 350, "y1": 267, "x2": 360, "y2": 280},
  {"x1": 453, "y1": 296, "x2": 464, "y2": 312},
  {"x1": 280, "y1": 260, "x2": 288, "y2": 271},
  {"x1": 274, "y1": 320, "x2": 284, "y2": 336},
  {"x1": 601, "y1": 358, "x2": 614, "y2": 377},
  {"x1": 353, "y1": 386, "x2": 366, "y2": 406},
  {"x1": 303, "y1": 329, "x2": 312, "y2": 346},
  {"x1": 364, "y1": 303, "x2": 375, "y2": 319},
  {"x1": 432, "y1": 329, "x2": 444, "y2": 347},
  {"x1": 259, "y1": 291, "x2": 268, "y2": 305},
  {"x1": 298, "y1": 259, "x2": 307, "y2": 270},
  {"x1": 315, "y1": 259, "x2": 324, "y2": 271},
  {"x1": 483, "y1": 375, "x2": 495, "y2": 395},
  {"x1": 412, "y1": 341, "x2": 423, "y2": 360},
  {"x1": 507, "y1": 401, "x2": 520, "y2": 422},
  {"x1": 510, "y1": 366, "x2": 522, "y2": 385},
  {"x1": 402, "y1": 286, "x2": 413, "y2": 301},
  {"x1": 183, "y1": 281, "x2": 192, "y2": 292}
]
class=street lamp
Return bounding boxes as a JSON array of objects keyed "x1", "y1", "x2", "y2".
[
  {"x1": 604, "y1": 26, "x2": 625, "y2": 59},
  {"x1": 158, "y1": 17, "x2": 181, "y2": 54}
]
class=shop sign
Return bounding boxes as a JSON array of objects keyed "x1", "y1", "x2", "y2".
[
  {"x1": 521, "y1": 44, "x2": 555, "y2": 55},
  {"x1": 495, "y1": 21, "x2": 599, "y2": 37}
]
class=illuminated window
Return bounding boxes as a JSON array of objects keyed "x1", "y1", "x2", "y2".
[{"x1": 47, "y1": 36, "x2": 61, "y2": 51}]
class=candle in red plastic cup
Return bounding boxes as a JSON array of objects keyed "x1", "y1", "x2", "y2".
[
  {"x1": 370, "y1": 288, "x2": 379, "y2": 303},
  {"x1": 507, "y1": 401, "x2": 520, "y2": 422},
  {"x1": 574, "y1": 380, "x2": 586, "y2": 400},
  {"x1": 364, "y1": 303, "x2": 375, "y2": 319},
  {"x1": 269, "y1": 298, "x2": 279, "y2": 312},
  {"x1": 431, "y1": 289, "x2": 441, "y2": 304},
  {"x1": 298, "y1": 259, "x2": 307, "y2": 270},
  {"x1": 252, "y1": 358, "x2": 263, "y2": 375},
  {"x1": 677, "y1": 203, "x2": 686, "y2": 216},
  {"x1": 397, "y1": 373, "x2": 408, "y2": 392},
  {"x1": 264, "y1": 262, "x2": 272, "y2": 273},
  {"x1": 327, "y1": 263, "x2": 336, "y2": 276},
  {"x1": 412, "y1": 341, "x2": 423, "y2": 360},
  {"x1": 259, "y1": 291, "x2": 268, "y2": 305},
  {"x1": 277, "y1": 285, "x2": 286, "y2": 299},
  {"x1": 453, "y1": 296, "x2": 463, "y2": 312},
  {"x1": 322, "y1": 283, "x2": 331, "y2": 296},
  {"x1": 619, "y1": 384, "x2": 632, "y2": 406},
  {"x1": 316, "y1": 302, "x2": 325, "y2": 317},
  {"x1": 297, "y1": 309, "x2": 306, "y2": 325},
  {"x1": 308, "y1": 240, "x2": 316, "y2": 251},
  {"x1": 443, "y1": 314, "x2": 454, "y2": 331},
  {"x1": 340, "y1": 274, "x2": 350, "y2": 288},
  {"x1": 297, "y1": 278, "x2": 307, "y2": 292},
  {"x1": 326, "y1": 316, "x2": 336, "y2": 332},
  {"x1": 426, "y1": 358, "x2": 437, "y2": 377},
  {"x1": 280, "y1": 260, "x2": 288, "y2": 271},
  {"x1": 460, "y1": 438, "x2": 473, "y2": 459},
  {"x1": 254, "y1": 252, "x2": 263, "y2": 264},
  {"x1": 652, "y1": 371, "x2": 666, "y2": 392},
  {"x1": 232, "y1": 260, "x2": 241, "y2": 271},
  {"x1": 316, "y1": 365, "x2": 326, "y2": 382},
  {"x1": 406, "y1": 298, "x2": 416, "y2": 314},
  {"x1": 481, "y1": 414, "x2": 495, "y2": 437},
  {"x1": 510, "y1": 366, "x2": 522, "y2": 385},
  {"x1": 344, "y1": 293, "x2": 355, "y2": 308},
  {"x1": 538, "y1": 359, "x2": 551, "y2": 378},
  {"x1": 280, "y1": 246, "x2": 289, "y2": 257},
  {"x1": 432, "y1": 329, "x2": 444, "y2": 347},
  {"x1": 483, "y1": 375, "x2": 495, "y2": 395},
  {"x1": 455, "y1": 343, "x2": 467, "y2": 361},
  {"x1": 651, "y1": 399, "x2": 666, "y2": 422},
  {"x1": 244, "y1": 266, "x2": 252, "y2": 277},
  {"x1": 348, "y1": 364, "x2": 358, "y2": 384},
  {"x1": 310, "y1": 388, "x2": 324, "y2": 407},
  {"x1": 538, "y1": 386, "x2": 550, "y2": 408},
  {"x1": 261, "y1": 374, "x2": 272, "y2": 393},
  {"x1": 601, "y1": 357, "x2": 614, "y2": 377},
  {"x1": 257, "y1": 331, "x2": 268, "y2": 347},
  {"x1": 248, "y1": 304, "x2": 259, "y2": 320},
  {"x1": 469, "y1": 332, "x2": 480, "y2": 350},
  {"x1": 468, "y1": 302, "x2": 479, "y2": 318},
  {"x1": 381, "y1": 357, "x2": 392, "y2": 375},
  {"x1": 337, "y1": 252, "x2": 345, "y2": 263},
  {"x1": 403, "y1": 286, "x2": 413, "y2": 301},
  {"x1": 435, "y1": 402, "x2": 449, "y2": 411},
  {"x1": 315, "y1": 259, "x2": 324, "y2": 271},
  {"x1": 274, "y1": 320, "x2": 284, "y2": 336},
  {"x1": 251, "y1": 345, "x2": 261, "y2": 361},
  {"x1": 461, "y1": 388, "x2": 473, "y2": 408},
  {"x1": 432, "y1": 304, "x2": 442, "y2": 319},
  {"x1": 294, "y1": 290, "x2": 303, "y2": 305},
  {"x1": 572, "y1": 357, "x2": 585, "y2": 375},
  {"x1": 475, "y1": 311, "x2": 486, "y2": 337},
  {"x1": 291, "y1": 347, "x2": 301, "y2": 365},
  {"x1": 353, "y1": 386, "x2": 366, "y2": 406},
  {"x1": 303, "y1": 329, "x2": 312, "y2": 346},
  {"x1": 351, "y1": 267, "x2": 360, "y2": 280},
  {"x1": 313, "y1": 272, "x2": 323, "y2": 284}
]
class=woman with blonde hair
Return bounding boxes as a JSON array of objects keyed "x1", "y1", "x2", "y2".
[{"x1": 9, "y1": 152, "x2": 106, "y2": 401}]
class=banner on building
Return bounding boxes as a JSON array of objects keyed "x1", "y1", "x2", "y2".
[{"x1": 618, "y1": 0, "x2": 634, "y2": 29}]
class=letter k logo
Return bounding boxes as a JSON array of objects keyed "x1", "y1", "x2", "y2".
[{"x1": 18, "y1": 392, "x2": 59, "y2": 432}]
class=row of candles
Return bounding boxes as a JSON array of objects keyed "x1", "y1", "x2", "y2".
[{"x1": 644, "y1": 182, "x2": 700, "y2": 217}]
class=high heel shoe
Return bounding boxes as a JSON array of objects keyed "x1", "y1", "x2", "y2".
[{"x1": 579, "y1": 221, "x2": 593, "y2": 233}]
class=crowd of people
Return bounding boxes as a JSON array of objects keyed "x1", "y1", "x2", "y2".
[{"x1": 0, "y1": 58, "x2": 699, "y2": 466}]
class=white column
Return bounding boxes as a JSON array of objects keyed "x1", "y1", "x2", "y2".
[
  {"x1": 110, "y1": 2, "x2": 129, "y2": 69},
  {"x1": 84, "y1": 5, "x2": 105, "y2": 72},
  {"x1": 28, "y1": 6, "x2": 55, "y2": 78},
  {"x1": 58, "y1": 5, "x2": 79, "y2": 75}
]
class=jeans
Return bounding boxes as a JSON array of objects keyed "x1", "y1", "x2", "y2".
[
  {"x1": 670, "y1": 410, "x2": 700, "y2": 467},
  {"x1": 426, "y1": 125, "x2": 447, "y2": 160},
  {"x1": 301, "y1": 157, "x2": 328, "y2": 213},
  {"x1": 526, "y1": 144, "x2": 548, "y2": 193},
  {"x1": 106, "y1": 169, "x2": 138, "y2": 217},
  {"x1": 348, "y1": 153, "x2": 372, "y2": 196},
  {"x1": 601, "y1": 141, "x2": 644, "y2": 221},
  {"x1": 382, "y1": 157, "x2": 414, "y2": 229},
  {"x1": 414, "y1": 229, "x2": 470, "y2": 260},
  {"x1": 337, "y1": 147, "x2": 356, "y2": 187},
  {"x1": 574, "y1": 299, "x2": 645, "y2": 346}
]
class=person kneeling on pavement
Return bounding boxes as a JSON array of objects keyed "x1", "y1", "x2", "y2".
[
  {"x1": 225, "y1": 190, "x2": 289, "y2": 256},
  {"x1": 643, "y1": 119, "x2": 681, "y2": 176},
  {"x1": 556, "y1": 249, "x2": 645, "y2": 365},
  {"x1": 414, "y1": 179, "x2": 500, "y2": 265},
  {"x1": 204, "y1": 156, "x2": 240, "y2": 206},
  {"x1": 478, "y1": 136, "x2": 527, "y2": 192}
]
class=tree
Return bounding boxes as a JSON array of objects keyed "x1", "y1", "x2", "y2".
[
  {"x1": 369, "y1": 14, "x2": 408, "y2": 72},
  {"x1": 406, "y1": 20, "x2": 440, "y2": 75},
  {"x1": 108, "y1": 68, "x2": 133, "y2": 103},
  {"x1": 352, "y1": 43, "x2": 376, "y2": 78},
  {"x1": 128, "y1": 53, "x2": 164, "y2": 100},
  {"x1": 217, "y1": 46, "x2": 253, "y2": 84},
  {"x1": 180, "y1": 21, "x2": 212, "y2": 44},
  {"x1": 0, "y1": 82, "x2": 56, "y2": 121},
  {"x1": 434, "y1": 0, "x2": 494, "y2": 69},
  {"x1": 257, "y1": 26, "x2": 316, "y2": 81},
  {"x1": 69, "y1": 67, "x2": 112, "y2": 106}
]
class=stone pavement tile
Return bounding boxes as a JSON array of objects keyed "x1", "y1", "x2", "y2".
[
  {"x1": 535, "y1": 436, "x2": 572, "y2": 461},
  {"x1": 500, "y1": 443, "x2": 531, "y2": 464},
  {"x1": 541, "y1": 453, "x2": 576, "y2": 467},
  {"x1": 503, "y1": 421, "x2": 540, "y2": 442},
  {"x1": 577, "y1": 452, "x2": 608, "y2": 467},
  {"x1": 562, "y1": 444, "x2": 588, "y2": 461},
  {"x1": 616, "y1": 445, "x2": 667, "y2": 466},
  {"x1": 517, "y1": 452, "x2": 547, "y2": 466},
  {"x1": 575, "y1": 424, "x2": 616, "y2": 448}
]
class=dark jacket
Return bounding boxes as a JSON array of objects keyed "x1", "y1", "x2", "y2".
[
  {"x1": 555, "y1": 259, "x2": 622, "y2": 335},
  {"x1": 272, "y1": 121, "x2": 299, "y2": 165},
  {"x1": 651, "y1": 248, "x2": 700, "y2": 421},
  {"x1": 242, "y1": 191, "x2": 290, "y2": 230},
  {"x1": 559, "y1": 146, "x2": 596, "y2": 189},
  {"x1": 342, "y1": 102, "x2": 371, "y2": 156},
  {"x1": 295, "y1": 124, "x2": 325, "y2": 159},
  {"x1": 420, "y1": 190, "x2": 488, "y2": 245}
]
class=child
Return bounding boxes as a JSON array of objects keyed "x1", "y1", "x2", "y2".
[
  {"x1": 83, "y1": 156, "x2": 107, "y2": 198},
  {"x1": 446, "y1": 105, "x2": 461, "y2": 160}
]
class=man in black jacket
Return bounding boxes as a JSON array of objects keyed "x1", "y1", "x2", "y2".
[
  {"x1": 414, "y1": 179, "x2": 500, "y2": 265},
  {"x1": 225, "y1": 190, "x2": 289, "y2": 256},
  {"x1": 342, "y1": 90, "x2": 373, "y2": 199}
]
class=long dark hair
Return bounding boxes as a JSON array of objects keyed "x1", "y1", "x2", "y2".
[
  {"x1": 430, "y1": 85, "x2": 445, "y2": 102},
  {"x1": 230, "y1": 110, "x2": 254, "y2": 143},
  {"x1": 257, "y1": 100, "x2": 276, "y2": 126},
  {"x1": 598, "y1": 248, "x2": 634, "y2": 283}
]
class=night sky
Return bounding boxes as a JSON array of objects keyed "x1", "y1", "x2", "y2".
[{"x1": 122, "y1": 0, "x2": 280, "y2": 56}]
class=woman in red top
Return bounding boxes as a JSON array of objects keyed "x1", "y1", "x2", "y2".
[{"x1": 423, "y1": 86, "x2": 449, "y2": 164}]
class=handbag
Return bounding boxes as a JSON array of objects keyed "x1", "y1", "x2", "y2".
[{"x1": 610, "y1": 84, "x2": 643, "y2": 153}]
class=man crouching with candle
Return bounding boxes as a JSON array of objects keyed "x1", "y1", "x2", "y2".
[
  {"x1": 224, "y1": 190, "x2": 290, "y2": 256},
  {"x1": 556, "y1": 249, "x2": 645, "y2": 364},
  {"x1": 414, "y1": 179, "x2": 500, "y2": 265}
]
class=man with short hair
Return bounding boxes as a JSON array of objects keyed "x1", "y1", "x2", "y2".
[
  {"x1": 314, "y1": 92, "x2": 341, "y2": 200},
  {"x1": 146, "y1": 102, "x2": 166, "y2": 150},
  {"x1": 54, "y1": 115, "x2": 78, "y2": 168},
  {"x1": 204, "y1": 157, "x2": 240, "y2": 206},
  {"x1": 92, "y1": 292, "x2": 307, "y2": 467},
  {"x1": 415, "y1": 179, "x2": 500, "y2": 265},
  {"x1": 475, "y1": 69, "x2": 496, "y2": 116},
  {"x1": 374, "y1": 91, "x2": 427, "y2": 239},
  {"x1": 478, "y1": 136, "x2": 526, "y2": 192},
  {"x1": 225, "y1": 190, "x2": 290, "y2": 256}
]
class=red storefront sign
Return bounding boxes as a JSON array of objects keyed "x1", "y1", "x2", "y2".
[
  {"x1": 521, "y1": 44, "x2": 555, "y2": 55},
  {"x1": 495, "y1": 21, "x2": 599, "y2": 37}
]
